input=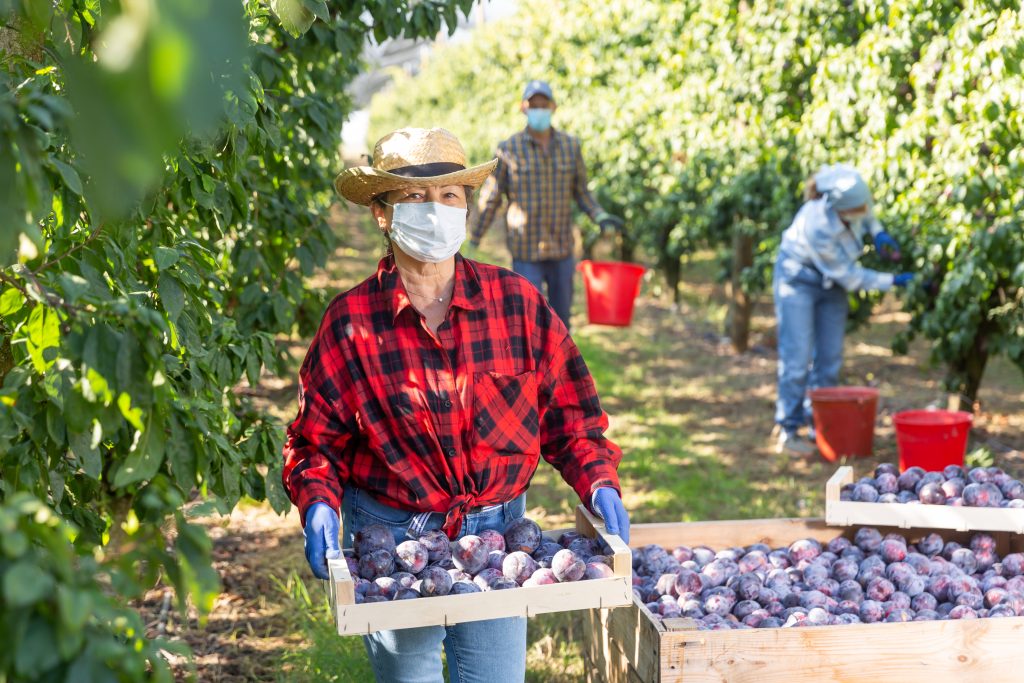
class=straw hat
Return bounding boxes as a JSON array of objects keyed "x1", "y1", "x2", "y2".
[{"x1": 335, "y1": 128, "x2": 498, "y2": 206}]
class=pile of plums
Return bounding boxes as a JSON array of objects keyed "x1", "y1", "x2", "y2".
[
  {"x1": 634, "y1": 526, "x2": 1024, "y2": 630},
  {"x1": 348, "y1": 517, "x2": 619, "y2": 603},
  {"x1": 839, "y1": 464, "x2": 1024, "y2": 508}
]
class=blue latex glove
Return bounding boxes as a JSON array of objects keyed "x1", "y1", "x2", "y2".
[
  {"x1": 596, "y1": 212, "x2": 625, "y2": 234},
  {"x1": 873, "y1": 231, "x2": 901, "y2": 261},
  {"x1": 893, "y1": 273, "x2": 914, "y2": 288},
  {"x1": 304, "y1": 502, "x2": 341, "y2": 580},
  {"x1": 592, "y1": 487, "x2": 630, "y2": 543}
]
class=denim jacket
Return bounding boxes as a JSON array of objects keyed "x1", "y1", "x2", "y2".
[{"x1": 777, "y1": 198, "x2": 894, "y2": 292}]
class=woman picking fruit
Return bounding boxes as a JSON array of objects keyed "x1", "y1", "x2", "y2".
[
  {"x1": 773, "y1": 164, "x2": 913, "y2": 455},
  {"x1": 281, "y1": 127, "x2": 629, "y2": 682}
]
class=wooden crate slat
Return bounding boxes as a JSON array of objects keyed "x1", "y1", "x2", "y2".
[
  {"x1": 329, "y1": 504, "x2": 632, "y2": 635},
  {"x1": 826, "y1": 465, "x2": 1024, "y2": 534}
]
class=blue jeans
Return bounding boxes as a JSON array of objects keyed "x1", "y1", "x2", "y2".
[
  {"x1": 772, "y1": 254, "x2": 849, "y2": 434},
  {"x1": 341, "y1": 487, "x2": 528, "y2": 683},
  {"x1": 512, "y1": 256, "x2": 574, "y2": 330}
]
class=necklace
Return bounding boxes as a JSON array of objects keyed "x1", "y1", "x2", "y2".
[{"x1": 403, "y1": 283, "x2": 451, "y2": 303}]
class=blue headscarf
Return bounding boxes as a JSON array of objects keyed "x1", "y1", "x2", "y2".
[{"x1": 814, "y1": 164, "x2": 872, "y2": 211}]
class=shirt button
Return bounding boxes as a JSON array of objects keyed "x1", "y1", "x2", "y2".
[
  {"x1": 446, "y1": 447, "x2": 457, "y2": 457},
  {"x1": 443, "y1": 400, "x2": 452, "y2": 408}
]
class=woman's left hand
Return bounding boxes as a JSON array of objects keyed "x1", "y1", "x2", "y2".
[
  {"x1": 592, "y1": 488, "x2": 630, "y2": 543},
  {"x1": 873, "y1": 231, "x2": 901, "y2": 261}
]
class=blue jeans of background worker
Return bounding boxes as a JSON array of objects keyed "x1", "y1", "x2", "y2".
[
  {"x1": 341, "y1": 486, "x2": 528, "y2": 683},
  {"x1": 513, "y1": 256, "x2": 574, "y2": 330},
  {"x1": 773, "y1": 251, "x2": 849, "y2": 436}
]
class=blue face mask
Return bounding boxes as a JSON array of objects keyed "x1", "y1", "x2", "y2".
[{"x1": 526, "y1": 108, "x2": 552, "y2": 132}]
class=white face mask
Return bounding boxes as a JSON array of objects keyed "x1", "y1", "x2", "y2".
[{"x1": 386, "y1": 201, "x2": 467, "y2": 263}]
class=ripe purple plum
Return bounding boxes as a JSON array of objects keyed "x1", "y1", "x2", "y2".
[
  {"x1": 875, "y1": 472, "x2": 898, "y2": 495},
  {"x1": 418, "y1": 566, "x2": 453, "y2": 597},
  {"x1": 532, "y1": 541, "x2": 562, "y2": 561},
  {"x1": 918, "y1": 482, "x2": 947, "y2": 505},
  {"x1": 948, "y1": 605, "x2": 978, "y2": 619},
  {"x1": 390, "y1": 571, "x2": 417, "y2": 589},
  {"x1": 874, "y1": 463, "x2": 899, "y2": 478},
  {"x1": 788, "y1": 538, "x2": 822, "y2": 565},
  {"x1": 552, "y1": 549, "x2": 587, "y2": 582},
  {"x1": 449, "y1": 581, "x2": 481, "y2": 595},
  {"x1": 851, "y1": 483, "x2": 879, "y2": 503},
  {"x1": 737, "y1": 550, "x2": 768, "y2": 574},
  {"x1": 941, "y1": 478, "x2": 965, "y2": 499},
  {"x1": 503, "y1": 551, "x2": 540, "y2": 585},
  {"x1": 885, "y1": 608, "x2": 914, "y2": 622},
  {"x1": 584, "y1": 562, "x2": 616, "y2": 580},
  {"x1": 448, "y1": 568, "x2": 472, "y2": 583},
  {"x1": 371, "y1": 577, "x2": 399, "y2": 600},
  {"x1": 503, "y1": 518, "x2": 543, "y2": 554},
  {"x1": 879, "y1": 539, "x2": 907, "y2": 564},
  {"x1": 393, "y1": 587, "x2": 420, "y2": 600},
  {"x1": 831, "y1": 557, "x2": 859, "y2": 583},
  {"x1": 451, "y1": 535, "x2": 489, "y2": 574},
  {"x1": 354, "y1": 523, "x2": 396, "y2": 558},
  {"x1": 859, "y1": 599, "x2": 885, "y2": 623},
  {"x1": 672, "y1": 546, "x2": 694, "y2": 563},
  {"x1": 914, "y1": 471, "x2": 945, "y2": 493},
  {"x1": 950, "y1": 548, "x2": 979, "y2": 575},
  {"x1": 1001, "y1": 553, "x2": 1024, "y2": 577},
  {"x1": 567, "y1": 537, "x2": 601, "y2": 559},
  {"x1": 477, "y1": 528, "x2": 506, "y2": 553},
  {"x1": 473, "y1": 568, "x2": 503, "y2": 591},
  {"x1": 394, "y1": 540, "x2": 429, "y2": 574},
  {"x1": 969, "y1": 533, "x2": 998, "y2": 554},
  {"x1": 897, "y1": 468, "x2": 924, "y2": 492},
  {"x1": 358, "y1": 550, "x2": 396, "y2": 581},
  {"x1": 731, "y1": 573, "x2": 763, "y2": 601},
  {"x1": 673, "y1": 568, "x2": 704, "y2": 596},
  {"x1": 854, "y1": 527, "x2": 883, "y2": 553},
  {"x1": 864, "y1": 581, "x2": 897, "y2": 602},
  {"x1": 346, "y1": 557, "x2": 361, "y2": 578},
  {"x1": 490, "y1": 578, "x2": 519, "y2": 590},
  {"x1": 915, "y1": 533, "x2": 945, "y2": 557},
  {"x1": 838, "y1": 580, "x2": 864, "y2": 602},
  {"x1": 482, "y1": 550, "x2": 507, "y2": 572},
  {"x1": 417, "y1": 529, "x2": 452, "y2": 564}
]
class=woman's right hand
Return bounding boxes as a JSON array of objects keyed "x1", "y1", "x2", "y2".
[{"x1": 304, "y1": 502, "x2": 341, "y2": 580}]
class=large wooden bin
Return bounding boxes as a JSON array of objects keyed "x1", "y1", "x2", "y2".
[
  {"x1": 827, "y1": 465, "x2": 1024, "y2": 534},
  {"x1": 583, "y1": 517, "x2": 1024, "y2": 683},
  {"x1": 327, "y1": 506, "x2": 632, "y2": 636}
]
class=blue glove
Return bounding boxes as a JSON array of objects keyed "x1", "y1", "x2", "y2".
[
  {"x1": 893, "y1": 273, "x2": 914, "y2": 288},
  {"x1": 304, "y1": 502, "x2": 341, "y2": 580},
  {"x1": 873, "y1": 231, "x2": 901, "y2": 261},
  {"x1": 592, "y1": 487, "x2": 630, "y2": 543},
  {"x1": 596, "y1": 212, "x2": 625, "y2": 234}
]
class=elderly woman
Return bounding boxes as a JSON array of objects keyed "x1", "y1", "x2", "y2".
[
  {"x1": 773, "y1": 164, "x2": 913, "y2": 455},
  {"x1": 282, "y1": 127, "x2": 629, "y2": 682}
]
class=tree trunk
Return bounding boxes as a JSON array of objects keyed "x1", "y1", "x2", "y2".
[
  {"x1": 729, "y1": 230, "x2": 754, "y2": 353},
  {"x1": 666, "y1": 254, "x2": 681, "y2": 305},
  {"x1": 945, "y1": 332, "x2": 989, "y2": 413}
]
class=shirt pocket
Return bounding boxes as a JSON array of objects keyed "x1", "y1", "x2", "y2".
[{"x1": 470, "y1": 371, "x2": 541, "y2": 460}]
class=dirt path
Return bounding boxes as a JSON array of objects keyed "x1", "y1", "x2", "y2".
[{"x1": 143, "y1": 211, "x2": 1023, "y2": 680}]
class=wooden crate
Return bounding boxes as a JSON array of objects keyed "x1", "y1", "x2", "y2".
[
  {"x1": 327, "y1": 505, "x2": 632, "y2": 636},
  {"x1": 826, "y1": 465, "x2": 1024, "y2": 534},
  {"x1": 583, "y1": 516, "x2": 1024, "y2": 683}
]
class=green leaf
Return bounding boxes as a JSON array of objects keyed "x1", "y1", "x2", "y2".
[
  {"x1": 112, "y1": 409, "x2": 166, "y2": 488},
  {"x1": 302, "y1": 0, "x2": 330, "y2": 23},
  {"x1": 69, "y1": 424, "x2": 102, "y2": 480},
  {"x1": 58, "y1": 273, "x2": 90, "y2": 303},
  {"x1": 154, "y1": 246, "x2": 181, "y2": 270},
  {"x1": 14, "y1": 616, "x2": 60, "y2": 678},
  {"x1": 52, "y1": 159, "x2": 83, "y2": 195},
  {"x1": 0, "y1": 287, "x2": 24, "y2": 316},
  {"x1": 3, "y1": 560, "x2": 55, "y2": 607},
  {"x1": 158, "y1": 272, "x2": 185, "y2": 321},
  {"x1": 265, "y1": 460, "x2": 291, "y2": 514},
  {"x1": 23, "y1": 305, "x2": 61, "y2": 373},
  {"x1": 270, "y1": 0, "x2": 316, "y2": 37},
  {"x1": 57, "y1": 584, "x2": 92, "y2": 631}
]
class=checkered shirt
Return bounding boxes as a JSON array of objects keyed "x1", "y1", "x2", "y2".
[{"x1": 282, "y1": 254, "x2": 622, "y2": 537}]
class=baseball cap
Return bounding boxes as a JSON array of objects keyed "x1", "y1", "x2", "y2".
[{"x1": 522, "y1": 80, "x2": 554, "y2": 102}]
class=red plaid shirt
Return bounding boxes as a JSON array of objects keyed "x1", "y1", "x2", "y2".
[{"x1": 282, "y1": 254, "x2": 622, "y2": 537}]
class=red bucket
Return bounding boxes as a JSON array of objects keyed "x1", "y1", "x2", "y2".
[
  {"x1": 893, "y1": 409, "x2": 972, "y2": 472},
  {"x1": 809, "y1": 387, "x2": 880, "y2": 462},
  {"x1": 578, "y1": 260, "x2": 645, "y2": 327}
]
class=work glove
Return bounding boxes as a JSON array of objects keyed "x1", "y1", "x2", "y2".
[
  {"x1": 304, "y1": 502, "x2": 341, "y2": 580},
  {"x1": 873, "y1": 231, "x2": 901, "y2": 261},
  {"x1": 893, "y1": 273, "x2": 914, "y2": 288},
  {"x1": 596, "y1": 212, "x2": 625, "y2": 235},
  {"x1": 592, "y1": 487, "x2": 630, "y2": 543}
]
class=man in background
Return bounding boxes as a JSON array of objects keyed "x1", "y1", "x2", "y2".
[{"x1": 470, "y1": 79, "x2": 623, "y2": 329}]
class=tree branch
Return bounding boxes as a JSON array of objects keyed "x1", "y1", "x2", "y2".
[{"x1": 34, "y1": 223, "x2": 104, "y2": 274}]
